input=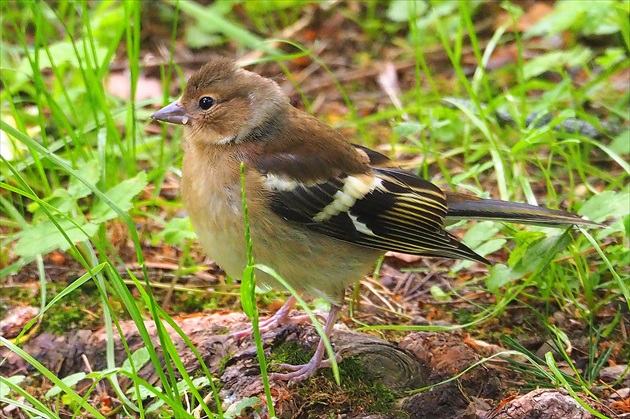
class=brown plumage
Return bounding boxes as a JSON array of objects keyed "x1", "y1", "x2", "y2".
[{"x1": 152, "y1": 58, "x2": 596, "y2": 383}]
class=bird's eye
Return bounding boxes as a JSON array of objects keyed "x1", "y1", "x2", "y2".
[{"x1": 198, "y1": 96, "x2": 215, "y2": 110}]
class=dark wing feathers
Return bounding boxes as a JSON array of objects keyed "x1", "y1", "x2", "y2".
[
  {"x1": 256, "y1": 141, "x2": 593, "y2": 266},
  {"x1": 260, "y1": 148, "x2": 490, "y2": 264},
  {"x1": 266, "y1": 176, "x2": 344, "y2": 224},
  {"x1": 352, "y1": 144, "x2": 597, "y2": 227}
]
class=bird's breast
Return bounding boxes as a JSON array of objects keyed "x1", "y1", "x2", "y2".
[{"x1": 181, "y1": 148, "x2": 248, "y2": 279}]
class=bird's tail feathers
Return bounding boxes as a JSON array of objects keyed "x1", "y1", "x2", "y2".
[{"x1": 444, "y1": 192, "x2": 599, "y2": 227}]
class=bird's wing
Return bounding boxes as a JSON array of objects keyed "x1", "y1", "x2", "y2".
[
  {"x1": 352, "y1": 143, "x2": 597, "y2": 227},
  {"x1": 256, "y1": 146, "x2": 489, "y2": 264}
]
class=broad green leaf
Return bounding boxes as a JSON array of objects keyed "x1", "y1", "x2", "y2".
[
  {"x1": 45, "y1": 372, "x2": 87, "y2": 398},
  {"x1": 507, "y1": 230, "x2": 547, "y2": 267},
  {"x1": 512, "y1": 233, "x2": 571, "y2": 276},
  {"x1": 393, "y1": 121, "x2": 427, "y2": 137},
  {"x1": 175, "y1": 376, "x2": 210, "y2": 393},
  {"x1": 121, "y1": 347, "x2": 151, "y2": 374},
  {"x1": 225, "y1": 396, "x2": 260, "y2": 419},
  {"x1": 608, "y1": 129, "x2": 630, "y2": 156},
  {"x1": 579, "y1": 191, "x2": 630, "y2": 223},
  {"x1": 462, "y1": 221, "x2": 501, "y2": 249},
  {"x1": 486, "y1": 264, "x2": 522, "y2": 294},
  {"x1": 523, "y1": 48, "x2": 593, "y2": 80},
  {"x1": 14, "y1": 40, "x2": 109, "y2": 87},
  {"x1": 68, "y1": 160, "x2": 101, "y2": 200},
  {"x1": 430, "y1": 285, "x2": 450, "y2": 302},
  {"x1": 594, "y1": 48, "x2": 627, "y2": 69},
  {"x1": 525, "y1": 2, "x2": 585, "y2": 38},
  {"x1": 185, "y1": 25, "x2": 223, "y2": 49},
  {"x1": 90, "y1": 1, "x2": 127, "y2": 46},
  {"x1": 28, "y1": 189, "x2": 77, "y2": 219},
  {"x1": 476, "y1": 238, "x2": 507, "y2": 256},
  {"x1": 526, "y1": 0, "x2": 620, "y2": 38},
  {"x1": 90, "y1": 171, "x2": 147, "y2": 223},
  {"x1": 0, "y1": 375, "x2": 26, "y2": 398},
  {"x1": 127, "y1": 383, "x2": 162, "y2": 401},
  {"x1": 152, "y1": 217, "x2": 197, "y2": 246},
  {"x1": 451, "y1": 238, "x2": 506, "y2": 273},
  {"x1": 15, "y1": 218, "x2": 98, "y2": 260},
  {"x1": 175, "y1": 0, "x2": 279, "y2": 54},
  {"x1": 387, "y1": 0, "x2": 428, "y2": 22},
  {"x1": 415, "y1": 1, "x2": 459, "y2": 33}
]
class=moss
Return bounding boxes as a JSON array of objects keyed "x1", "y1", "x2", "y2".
[
  {"x1": 216, "y1": 351, "x2": 234, "y2": 375},
  {"x1": 315, "y1": 357, "x2": 402, "y2": 416},
  {"x1": 271, "y1": 343, "x2": 405, "y2": 417},
  {"x1": 0, "y1": 287, "x2": 38, "y2": 319},
  {"x1": 38, "y1": 282, "x2": 124, "y2": 334},
  {"x1": 269, "y1": 341, "x2": 313, "y2": 365},
  {"x1": 41, "y1": 304, "x2": 87, "y2": 334},
  {"x1": 452, "y1": 308, "x2": 475, "y2": 325},
  {"x1": 0, "y1": 281, "x2": 107, "y2": 335},
  {"x1": 171, "y1": 292, "x2": 219, "y2": 313}
]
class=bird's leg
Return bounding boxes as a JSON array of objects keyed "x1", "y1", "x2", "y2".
[
  {"x1": 269, "y1": 303, "x2": 341, "y2": 383},
  {"x1": 231, "y1": 295, "x2": 319, "y2": 340}
]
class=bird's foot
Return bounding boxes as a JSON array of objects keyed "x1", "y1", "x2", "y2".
[
  {"x1": 270, "y1": 353, "x2": 342, "y2": 383},
  {"x1": 269, "y1": 304, "x2": 342, "y2": 384},
  {"x1": 230, "y1": 296, "x2": 326, "y2": 340},
  {"x1": 269, "y1": 358, "x2": 321, "y2": 383}
]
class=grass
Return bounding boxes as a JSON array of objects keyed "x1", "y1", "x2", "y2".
[{"x1": 1, "y1": 1, "x2": 628, "y2": 418}]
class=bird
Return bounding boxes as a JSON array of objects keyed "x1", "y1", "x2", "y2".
[{"x1": 151, "y1": 58, "x2": 597, "y2": 383}]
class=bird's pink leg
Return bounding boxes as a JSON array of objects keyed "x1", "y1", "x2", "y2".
[
  {"x1": 231, "y1": 296, "x2": 316, "y2": 340},
  {"x1": 269, "y1": 304, "x2": 341, "y2": 383}
]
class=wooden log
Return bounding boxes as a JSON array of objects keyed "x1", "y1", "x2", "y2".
[{"x1": 1, "y1": 313, "x2": 607, "y2": 418}]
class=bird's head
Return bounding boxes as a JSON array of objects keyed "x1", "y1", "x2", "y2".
[{"x1": 151, "y1": 58, "x2": 288, "y2": 145}]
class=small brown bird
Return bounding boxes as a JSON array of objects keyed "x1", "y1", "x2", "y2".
[{"x1": 152, "y1": 58, "x2": 595, "y2": 383}]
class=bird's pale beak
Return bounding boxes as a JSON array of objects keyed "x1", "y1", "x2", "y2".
[{"x1": 151, "y1": 100, "x2": 190, "y2": 125}]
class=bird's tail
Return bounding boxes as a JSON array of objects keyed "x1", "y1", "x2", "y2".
[{"x1": 444, "y1": 192, "x2": 600, "y2": 227}]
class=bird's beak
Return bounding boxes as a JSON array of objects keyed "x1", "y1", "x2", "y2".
[{"x1": 151, "y1": 100, "x2": 190, "y2": 125}]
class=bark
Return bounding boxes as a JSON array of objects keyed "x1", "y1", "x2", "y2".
[
  {"x1": 486, "y1": 388, "x2": 611, "y2": 419},
  {"x1": 0, "y1": 313, "x2": 609, "y2": 419}
]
